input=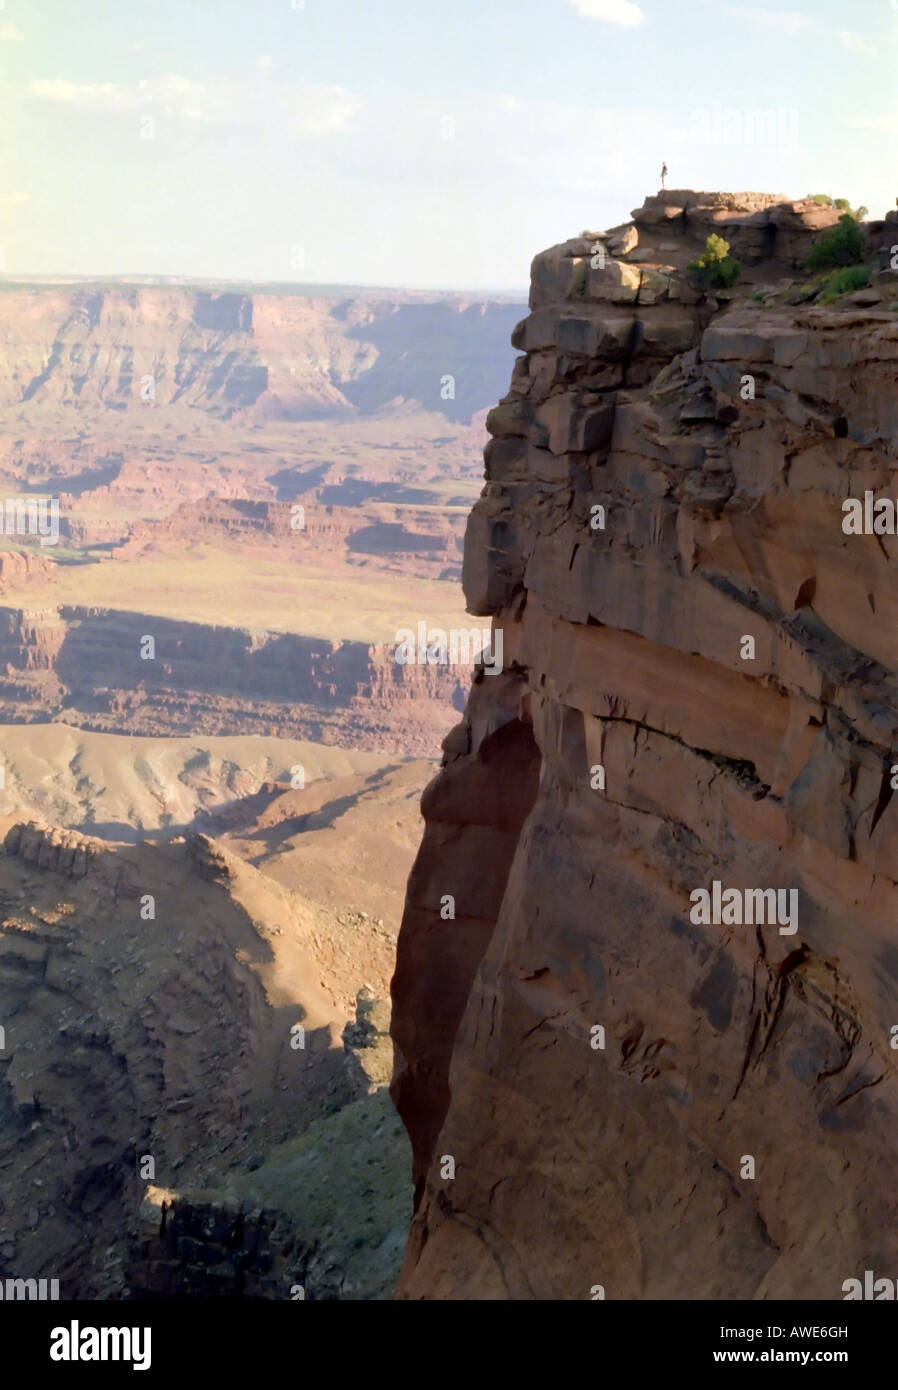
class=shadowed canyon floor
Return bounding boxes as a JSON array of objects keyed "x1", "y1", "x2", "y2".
[{"x1": 0, "y1": 745, "x2": 434, "y2": 1297}]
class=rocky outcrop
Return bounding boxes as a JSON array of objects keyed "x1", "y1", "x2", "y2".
[
  {"x1": 4, "y1": 819, "x2": 101, "y2": 877},
  {"x1": 127, "y1": 1191, "x2": 305, "y2": 1299},
  {"x1": 0, "y1": 550, "x2": 57, "y2": 593},
  {"x1": 632, "y1": 190, "x2": 828, "y2": 267},
  {"x1": 391, "y1": 192, "x2": 898, "y2": 1299},
  {"x1": 342, "y1": 986, "x2": 393, "y2": 1096}
]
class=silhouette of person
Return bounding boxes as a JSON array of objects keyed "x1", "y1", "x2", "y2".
[{"x1": 661, "y1": 162, "x2": 668, "y2": 190}]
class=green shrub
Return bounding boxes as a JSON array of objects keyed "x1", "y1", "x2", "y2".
[
  {"x1": 833, "y1": 199, "x2": 869, "y2": 220},
  {"x1": 818, "y1": 264, "x2": 872, "y2": 303},
  {"x1": 810, "y1": 195, "x2": 867, "y2": 220},
  {"x1": 688, "y1": 233, "x2": 742, "y2": 289},
  {"x1": 807, "y1": 214, "x2": 865, "y2": 269}
]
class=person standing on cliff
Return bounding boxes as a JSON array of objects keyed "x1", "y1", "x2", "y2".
[{"x1": 661, "y1": 161, "x2": 668, "y2": 190}]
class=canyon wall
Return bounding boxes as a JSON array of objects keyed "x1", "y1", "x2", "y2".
[
  {"x1": 0, "y1": 604, "x2": 467, "y2": 753},
  {"x1": 0, "y1": 288, "x2": 523, "y2": 424},
  {"x1": 391, "y1": 192, "x2": 898, "y2": 1299},
  {"x1": 107, "y1": 499, "x2": 465, "y2": 583}
]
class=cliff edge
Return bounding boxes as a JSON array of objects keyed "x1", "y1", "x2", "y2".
[{"x1": 390, "y1": 191, "x2": 898, "y2": 1299}]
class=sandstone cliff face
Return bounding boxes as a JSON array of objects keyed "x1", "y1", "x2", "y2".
[
  {"x1": 0, "y1": 551, "x2": 57, "y2": 593},
  {"x1": 391, "y1": 193, "x2": 898, "y2": 1299}
]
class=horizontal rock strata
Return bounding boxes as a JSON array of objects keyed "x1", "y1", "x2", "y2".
[
  {"x1": 391, "y1": 192, "x2": 898, "y2": 1299},
  {"x1": 0, "y1": 605, "x2": 467, "y2": 755}
]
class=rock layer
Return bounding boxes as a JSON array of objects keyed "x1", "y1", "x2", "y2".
[
  {"x1": 0, "y1": 288, "x2": 523, "y2": 425},
  {"x1": 0, "y1": 604, "x2": 467, "y2": 755},
  {"x1": 391, "y1": 192, "x2": 898, "y2": 1299}
]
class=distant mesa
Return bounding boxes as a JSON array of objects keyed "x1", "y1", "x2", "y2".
[{"x1": 0, "y1": 285, "x2": 526, "y2": 426}]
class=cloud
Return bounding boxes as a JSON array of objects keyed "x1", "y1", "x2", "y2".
[
  {"x1": 722, "y1": 6, "x2": 812, "y2": 35},
  {"x1": 25, "y1": 73, "x2": 361, "y2": 137},
  {"x1": 282, "y1": 86, "x2": 361, "y2": 137},
  {"x1": 849, "y1": 114, "x2": 898, "y2": 133},
  {"x1": 725, "y1": 5, "x2": 882, "y2": 51},
  {"x1": 567, "y1": 0, "x2": 646, "y2": 26},
  {"x1": 28, "y1": 80, "x2": 141, "y2": 109},
  {"x1": 0, "y1": 22, "x2": 25, "y2": 40},
  {"x1": 2, "y1": 191, "x2": 29, "y2": 207},
  {"x1": 838, "y1": 29, "x2": 877, "y2": 57}
]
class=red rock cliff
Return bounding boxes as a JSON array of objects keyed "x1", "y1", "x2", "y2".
[{"x1": 390, "y1": 192, "x2": 898, "y2": 1299}]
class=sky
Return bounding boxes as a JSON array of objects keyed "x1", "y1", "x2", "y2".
[{"x1": 0, "y1": 0, "x2": 895, "y2": 291}]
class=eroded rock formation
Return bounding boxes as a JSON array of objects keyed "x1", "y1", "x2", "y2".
[
  {"x1": 0, "y1": 605, "x2": 466, "y2": 755},
  {"x1": 391, "y1": 191, "x2": 898, "y2": 1299},
  {"x1": 0, "y1": 551, "x2": 57, "y2": 593},
  {"x1": 0, "y1": 288, "x2": 522, "y2": 425},
  {"x1": 4, "y1": 819, "x2": 101, "y2": 878},
  {"x1": 127, "y1": 1191, "x2": 306, "y2": 1299},
  {"x1": 342, "y1": 986, "x2": 395, "y2": 1097}
]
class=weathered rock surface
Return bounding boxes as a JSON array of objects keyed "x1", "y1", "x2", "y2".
[
  {"x1": 4, "y1": 819, "x2": 102, "y2": 878},
  {"x1": 391, "y1": 192, "x2": 898, "y2": 1299},
  {"x1": 342, "y1": 986, "x2": 393, "y2": 1096},
  {"x1": 0, "y1": 550, "x2": 57, "y2": 593},
  {"x1": 127, "y1": 1191, "x2": 305, "y2": 1299}
]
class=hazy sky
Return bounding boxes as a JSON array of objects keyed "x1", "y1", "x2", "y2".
[{"x1": 1, "y1": 0, "x2": 895, "y2": 290}]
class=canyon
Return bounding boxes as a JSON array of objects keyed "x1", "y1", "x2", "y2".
[
  {"x1": 0, "y1": 286, "x2": 522, "y2": 424},
  {"x1": 0, "y1": 285, "x2": 524, "y2": 756},
  {"x1": 4, "y1": 188, "x2": 898, "y2": 1301},
  {"x1": 391, "y1": 191, "x2": 898, "y2": 1299},
  {"x1": 0, "y1": 281, "x2": 526, "y2": 1297}
]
